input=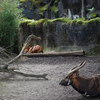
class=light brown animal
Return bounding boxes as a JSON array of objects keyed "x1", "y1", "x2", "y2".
[
  {"x1": 31, "y1": 45, "x2": 43, "y2": 53},
  {"x1": 24, "y1": 45, "x2": 43, "y2": 53}
]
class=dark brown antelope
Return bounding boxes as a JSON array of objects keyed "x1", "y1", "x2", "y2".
[{"x1": 59, "y1": 61, "x2": 100, "y2": 98}]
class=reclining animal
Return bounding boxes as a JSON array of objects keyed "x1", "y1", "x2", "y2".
[
  {"x1": 24, "y1": 45, "x2": 43, "y2": 53},
  {"x1": 59, "y1": 61, "x2": 100, "y2": 98}
]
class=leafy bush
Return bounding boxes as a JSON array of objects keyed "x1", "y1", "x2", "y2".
[{"x1": 0, "y1": 0, "x2": 23, "y2": 53}]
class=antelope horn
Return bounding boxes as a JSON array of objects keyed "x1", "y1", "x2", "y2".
[
  {"x1": 66, "y1": 61, "x2": 86, "y2": 77},
  {"x1": 71, "y1": 61, "x2": 86, "y2": 72},
  {"x1": 71, "y1": 61, "x2": 86, "y2": 71}
]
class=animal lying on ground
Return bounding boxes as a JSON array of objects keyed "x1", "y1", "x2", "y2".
[
  {"x1": 59, "y1": 61, "x2": 100, "y2": 98},
  {"x1": 24, "y1": 45, "x2": 43, "y2": 53}
]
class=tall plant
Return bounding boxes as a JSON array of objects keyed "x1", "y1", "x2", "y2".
[{"x1": 0, "y1": 0, "x2": 23, "y2": 53}]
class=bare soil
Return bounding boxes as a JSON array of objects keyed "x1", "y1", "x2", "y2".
[{"x1": 0, "y1": 56, "x2": 100, "y2": 100}]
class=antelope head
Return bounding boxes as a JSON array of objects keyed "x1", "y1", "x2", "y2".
[{"x1": 59, "y1": 61, "x2": 86, "y2": 86}]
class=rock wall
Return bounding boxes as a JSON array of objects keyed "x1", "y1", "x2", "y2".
[
  {"x1": 19, "y1": 0, "x2": 100, "y2": 55},
  {"x1": 20, "y1": 18, "x2": 100, "y2": 54}
]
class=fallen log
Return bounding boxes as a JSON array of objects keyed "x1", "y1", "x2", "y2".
[
  {"x1": 0, "y1": 68, "x2": 48, "y2": 80},
  {"x1": 22, "y1": 50, "x2": 85, "y2": 57}
]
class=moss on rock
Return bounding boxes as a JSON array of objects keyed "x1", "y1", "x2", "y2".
[
  {"x1": 21, "y1": 17, "x2": 100, "y2": 27},
  {"x1": 20, "y1": 0, "x2": 43, "y2": 5}
]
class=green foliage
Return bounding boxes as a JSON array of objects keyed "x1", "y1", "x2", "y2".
[
  {"x1": 20, "y1": 0, "x2": 43, "y2": 5},
  {"x1": 51, "y1": 0, "x2": 59, "y2": 12},
  {"x1": 39, "y1": 4, "x2": 48, "y2": 15},
  {"x1": 21, "y1": 17, "x2": 100, "y2": 27},
  {"x1": 0, "y1": 0, "x2": 23, "y2": 53},
  {"x1": 86, "y1": 17, "x2": 100, "y2": 24},
  {"x1": 90, "y1": 13, "x2": 97, "y2": 18},
  {"x1": 51, "y1": 5, "x2": 58, "y2": 13},
  {"x1": 50, "y1": 0, "x2": 58, "y2": 17},
  {"x1": 39, "y1": 4, "x2": 48, "y2": 12},
  {"x1": 20, "y1": 0, "x2": 59, "y2": 18},
  {"x1": 28, "y1": 19, "x2": 45, "y2": 26},
  {"x1": 21, "y1": 18, "x2": 34, "y2": 24}
]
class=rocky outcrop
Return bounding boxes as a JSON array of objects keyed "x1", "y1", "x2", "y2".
[{"x1": 20, "y1": 18, "x2": 100, "y2": 54}]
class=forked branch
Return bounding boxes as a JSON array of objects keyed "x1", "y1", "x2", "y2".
[
  {"x1": 2, "y1": 34, "x2": 41, "y2": 69},
  {"x1": 0, "y1": 35, "x2": 48, "y2": 80}
]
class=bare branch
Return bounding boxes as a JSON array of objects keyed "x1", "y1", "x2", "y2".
[
  {"x1": 0, "y1": 35, "x2": 48, "y2": 80},
  {"x1": 1, "y1": 34, "x2": 41, "y2": 69},
  {"x1": 0, "y1": 68, "x2": 48, "y2": 80}
]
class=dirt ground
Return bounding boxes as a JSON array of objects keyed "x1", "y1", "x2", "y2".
[{"x1": 0, "y1": 56, "x2": 100, "y2": 100}]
